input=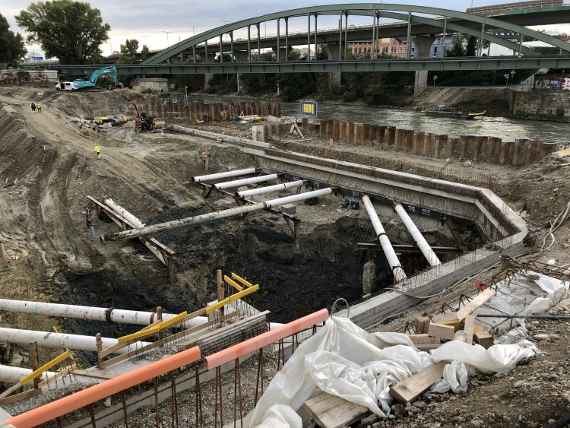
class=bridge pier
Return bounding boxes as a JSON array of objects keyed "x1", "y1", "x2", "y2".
[
  {"x1": 412, "y1": 36, "x2": 435, "y2": 96},
  {"x1": 203, "y1": 72, "x2": 214, "y2": 91}
]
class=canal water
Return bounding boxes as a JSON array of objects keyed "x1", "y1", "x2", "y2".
[{"x1": 283, "y1": 102, "x2": 570, "y2": 145}]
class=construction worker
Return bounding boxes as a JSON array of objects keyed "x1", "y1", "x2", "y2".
[
  {"x1": 95, "y1": 143, "x2": 102, "y2": 159},
  {"x1": 36, "y1": 104, "x2": 42, "y2": 113},
  {"x1": 30, "y1": 103, "x2": 36, "y2": 112}
]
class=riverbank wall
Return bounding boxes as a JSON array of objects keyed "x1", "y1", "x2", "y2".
[{"x1": 512, "y1": 90, "x2": 570, "y2": 122}]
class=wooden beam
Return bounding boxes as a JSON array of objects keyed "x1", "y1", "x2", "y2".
[
  {"x1": 390, "y1": 362, "x2": 446, "y2": 403},
  {"x1": 433, "y1": 288, "x2": 496, "y2": 323},
  {"x1": 463, "y1": 315, "x2": 475, "y2": 345},
  {"x1": 304, "y1": 391, "x2": 369, "y2": 428},
  {"x1": 428, "y1": 323, "x2": 455, "y2": 341}
]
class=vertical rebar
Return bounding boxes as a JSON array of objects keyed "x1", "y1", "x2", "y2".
[
  {"x1": 122, "y1": 392, "x2": 129, "y2": 428},
  {"x1": 154, "y1": 378, "x2": 160, "y2": 427},
  {"x1": 171, "y1": 378, "x2": 179, "y2": 428},
  {"x1": 89, "y1": 405, "x2": 96, "y2": 428},
  {"x1": 254, "y1": 348, "x2": 264, "y2": 403},
  {"x1": 195, "y1": 367, "x2": 203, "y2": 428}
]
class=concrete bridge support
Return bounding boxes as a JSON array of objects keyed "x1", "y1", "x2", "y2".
[{"x1": 413, "y1": 36, "x2": 435, "y2": 96}]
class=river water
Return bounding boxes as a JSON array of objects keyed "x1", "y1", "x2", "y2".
[{"x1": 283, "y1": 102, "x2": 570, "y2": 145}]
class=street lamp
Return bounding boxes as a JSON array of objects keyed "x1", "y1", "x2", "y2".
[
  {"x1": 433, "y1": 74, "x2": 438, "y2": 88},
  {"x1": 504, "y1": 72, "x2": 510, "y2": 87},
  {"x1": 510, "y1": 70, "x2": 516, "y2": 86}
]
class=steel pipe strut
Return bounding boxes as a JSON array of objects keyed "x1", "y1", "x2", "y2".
[
  {"x1": 0, "y1": 299, "x2": 208, "y2": 329},
  {"x1": 237, "y1": 180, "x2": 304, "y2": 198},
  {"x1": 0, "y1": 327, "x2": 151, "y2": 353},
  {"x1": 0, "y1": 365, "x2": 55, "y2": 384},
  {"x1": 214, "y1": 174, "x2": 278, "y2": 190},
  {"x1": 192, "y1": 168, "x2": 256, "y2": 183},
  {"x1": 361, "y1": 195, "x2": 407, "y2": 283},
  {"x1": 394, "y1": 203, "x2": 441, "y2": 267},
  {"x1": 103, "y1": 188, "x2": 333, "y2": 242}
]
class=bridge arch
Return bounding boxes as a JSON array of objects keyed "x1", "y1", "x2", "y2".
[{"x1": 145, "y1": 3, "x2": 570, "y2": 65}]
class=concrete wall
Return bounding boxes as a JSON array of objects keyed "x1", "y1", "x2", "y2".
[
  {"x1": 133, "y1": 78, "x2": 169, "y2": 93},
  {"x1": 512, "y1": 89, "x2": 570, "y2": 122},
  {"x1": 316, "y1": 118, "x2": 557, "y2": 167}
]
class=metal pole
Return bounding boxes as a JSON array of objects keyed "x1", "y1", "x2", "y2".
[
  {"x1": 442, "y1": 18, "x2": 447, "y2": 58},
  {"x1": 344, "y1": 13, "x2": 349, "y2": 58},
  {"x1": 219, "y1": 35, "x2": 223, "y2": 63},
  {"x1": 393, "y1": 204, "x2": 441, "y2": 267},
  {"x1": 247, "y1": 25, "x2": 251, "y2": 63},
  {"x1": 314, "y1": 14, "x2": 318, "y2": 60},
  {"x1": 205, "y1": 41, "x2": 208, "y2": 63},
  {"x1": 276, "y1": 18, "x2": 280, "y2": 62},
  {"x1": 479, "y1": 24, "x2": 486, "y2": 56},
  {"x1": 372, "y1": 14, "x2": 376, "y2": 59},
  {"x1": 338, "y1": 13, "x2": 343, "y2": 59},
  {"x1": 237, "y1": 180, "x2": 304, "y2": 198},
  {"x1": 193, "y1": 46, "x2": 196, "y2": 63},
  {"x1": 104, "y1": 189, "x2": 333, "y2": 241},
  {"x1": 307, "y1": 14, "x2": 311, "y2": 61},
  {"x1": 285, "y1": 17, "x2": 289, "y2": 62},
  {"x1": 519, "y1": 33, "x2": 523, "y2": 56},
  {"x1": 257, "y1": 23, "x2": 261, "y2": 61},
  {"x1": 361, "y1": 195, "x2": 407, "y2": 283},
  {"x1": 406, "y1": 13, "x2": 412, "y2": 58},
  {"x1": 230, "y1": 31, "x2": 234, "y2": 62},
  {"x1": 214, "y1": 174, "x2": 279, "y2": 191}
]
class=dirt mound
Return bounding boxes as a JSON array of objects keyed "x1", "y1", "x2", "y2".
[{"x1": 49, "y1": 89, "x2": 150, "y2": 119}]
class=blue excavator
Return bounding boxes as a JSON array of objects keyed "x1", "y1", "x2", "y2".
[{"x1": 56, "y1": 65, "x2": 119, "y2": 91}]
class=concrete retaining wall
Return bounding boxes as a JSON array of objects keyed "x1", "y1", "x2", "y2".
[
  {"x1": 316, "y1": 118, "x2": 557, "y2": 167},
  {"x1": 512, "y1": 89, "x2": 570, "y2": 122}
]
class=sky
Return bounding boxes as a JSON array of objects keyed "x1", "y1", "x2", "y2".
[{"x1": 2, "y1": 0, "x2": 569, "y2": 57}]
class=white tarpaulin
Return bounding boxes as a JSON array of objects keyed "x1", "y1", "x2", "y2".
[{"x1": 249, "y1": 315, "x2": 538, "y2": 428}]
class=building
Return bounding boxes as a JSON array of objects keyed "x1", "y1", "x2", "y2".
[{"x1": 351, "y1": 38, "x2": 409, "y2": 58}]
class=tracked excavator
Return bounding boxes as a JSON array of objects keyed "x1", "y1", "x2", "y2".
[{"x1": 56, "y1": 65, "x2": 119, "y2": 91}]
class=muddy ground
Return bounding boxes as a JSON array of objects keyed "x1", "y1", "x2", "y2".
[{"x1": 1, "y1": 86, "x2": 569, "y2": 426}]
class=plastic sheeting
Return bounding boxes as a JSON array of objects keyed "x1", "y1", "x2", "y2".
[{"x1": 249, "y1": 316, "x2": 538, "y2": 428}]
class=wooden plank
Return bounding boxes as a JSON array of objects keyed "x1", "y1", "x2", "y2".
[
  {"x1": 428, "y1": 323, "x2": 455, "y2": 341},
  {"x1": 434, "y1": 289, "x2": 496, "y2": 323},
  {"x1": 390, "y1": 362, "x2": 446, "y2": 403},
  {"x1": 474, "y1": 325, "x2": 494, "y2": 348},
  {"x1": 408, "y1": 334, "x2": 439, "y2": 345},
  {"x1": 304, "y1": 392, "x2": 368, "y2": 428},
  {"x1": 463, "y1": 315, "x2": 475, "y2": 345}
]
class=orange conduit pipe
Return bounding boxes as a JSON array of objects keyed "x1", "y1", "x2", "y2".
[
  {"x1": 205, "y1": 309, "x2": 329, "y2": 370},
  {"x1": 5, "y1": 346, "x2": 201, "y2": 428}
]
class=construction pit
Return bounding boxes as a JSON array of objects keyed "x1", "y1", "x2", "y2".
[{"x1": 0, "y1": 87, "x2": 569, "y2": 428}]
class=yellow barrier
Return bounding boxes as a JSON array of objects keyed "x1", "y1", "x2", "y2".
[
  {"x1": 20, "y1": 351, "x2": 72, "y2": 385},
  {"x1": 118, "y1": 311, "x2": 189, "y2": 344},
  {"x1": 205, "y1": 285, "x2": 259, "y2": 315},
  {"x1": 224, "y1": 275, "x2": 244, "y2": 291},
  {"x1": 230, "y1": 272, "x2": 257, "y2": 288}
]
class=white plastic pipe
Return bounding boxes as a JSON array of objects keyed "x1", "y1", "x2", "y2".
[
  {"x1": 0, "y1": 365, "x2": 55, "y2": 384},
  {"x1": 192, "y1": 168, "x2": 256, "y2": 183},
  {"x1": 237, "y1": 180, "x2": 304, "y2": 198},
  {"x1": 0, "y1": 328, "x2": 151, "y2": 353},
  {"x1": 264, "y1": 188, "x2": 332, "y2": 208},
  {"x1": 0, "y1": 299, "x2": 208, "y2": 329},
  {"x1": 361, "y1": 195, "x2": 407, "y2": 283},
  {"x1": 394, "y1": 204, "x2": 441, "y2": 267},
  {"x1": 214, "y1": 174, "x2": 278, "y2": 190},
  {"x1": 104, "y1": 188, "x2": 333, "y2": 241},
  {"x1": 104, "y1": 198, "x2": 145, "y2": 227}
]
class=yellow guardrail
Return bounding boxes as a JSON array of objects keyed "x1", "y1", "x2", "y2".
[
  {"x1": 224, "y1": 275, "x2": 244, "y2": 291},
  {"x1": 230, "y1": 272, "x2": 257, "y2": 288},
  {"x1": 205, "y1": 285, "x2": 259, "y2": 315},
  {"x1": 118, "y1": 311, "x2": 189, "y2": 344},
  {"x1": 20, "y1": 351, "x2": 72, "y2": 385}
]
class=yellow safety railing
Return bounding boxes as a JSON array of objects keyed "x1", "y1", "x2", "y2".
[
  {"x1": 230, "y1": 272, "x2": 257, "y2": 288},
  {"x1": 224, "y1": 275, "x2": 244, "y2": 291},
  {"x1": 20, "y1": 351, "x2": 72, "y2": 385},
  {"x1": 205, "y1": 285, "x2": 259, "y2": 315},
  {"x1": 118, "y1": 311, "x2": 189, "y2": 344}
]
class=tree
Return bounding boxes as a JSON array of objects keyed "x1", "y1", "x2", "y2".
[
  {"x1": 0, "y1": 14, "x2": 26, "y2": 65},
  {"x1": 448, "y1": 35, "x2": 466, "y2": 57},
  {"x1": 466, "y1": 36, "x2": 478, "y2": 57},
  {"x1": 119, "y1": 39, "x2": 139, "y2": 63},
  {"x1": 140, "y1": 45, "x2": 151, "y2": 61},
  {"x1": 16, "y1": 0, "x2": 110, "y2": 64}
]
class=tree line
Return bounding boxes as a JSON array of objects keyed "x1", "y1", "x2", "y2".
[{"x1": 1, "y1": 0, "x2": 150, "y2": 66}]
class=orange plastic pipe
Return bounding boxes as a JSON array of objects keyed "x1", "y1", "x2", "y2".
[
  {"x1": 205, "y1": 309, "x2": 329, "y2": 369},
  {"x1": 6, "y1": 346, "x2": 201, "y2": 428}
]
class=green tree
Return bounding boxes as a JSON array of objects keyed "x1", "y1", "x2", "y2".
[
  {"x1": 448, "y1": 35, "x2": 466, "y2": 57},
  {"x1": 16, "y1": 0, "x2": 110, "y2": 64},
  {"x1": 0, "y1": 14, "x2": 27, "y2": 65},
  {"x1": 140, "y1": 45, "x2": 151, "y2": 61},
  {"x1": 466, "y1": 36, "x2": 478, "y2": 57},
  {"x1": 119, "y1": 39, "x2": 139, "y2": 63}
]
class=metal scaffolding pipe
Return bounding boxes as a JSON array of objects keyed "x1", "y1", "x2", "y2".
[
  {"x1": 361, "y1": 195, "x2": 407, "y2": 283},
  {"x1": 0, "y1": 365, "x2": 55, "y2": 384},
  {"x1": 264, "y1": 187, "x2": 331, "y2": 208},
  {"x1": 237, "y1": 180, "x2": 304, "y2": 198},
  {"x1": 214, "y1": 174, "x2": 278, "y2": 190},
  {"x1": 103, "y1": 188, "x2": 333, "y2": 242},
  {"x1": 0, "y1": 327, "x2": 151, "y2": 353},
  {"x1": 0, "y1": 299, "x2": 208, "y2": 329},
  {"x1": 192, "y1": 168, "x2": 256, "y2": 183},
  {"x1": 394, "y1": 204, "x2": 441, "y2": 267}
]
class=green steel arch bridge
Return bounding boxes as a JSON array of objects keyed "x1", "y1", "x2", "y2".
[{"x1": 45, "y1": 3, "x2": 570, "y2": 79}]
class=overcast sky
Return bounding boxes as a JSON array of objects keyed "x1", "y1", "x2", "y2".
[{"x1": 2, "y1": 0, "x2": 568, "y2": 57}]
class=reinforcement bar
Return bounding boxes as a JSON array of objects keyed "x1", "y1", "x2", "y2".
[
  {"x1": 4, "y1": 346, "x2": 202, "y2": 428},
  {"x1": 205, "y1": 308, "x2": 329, "y2": 369}
]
